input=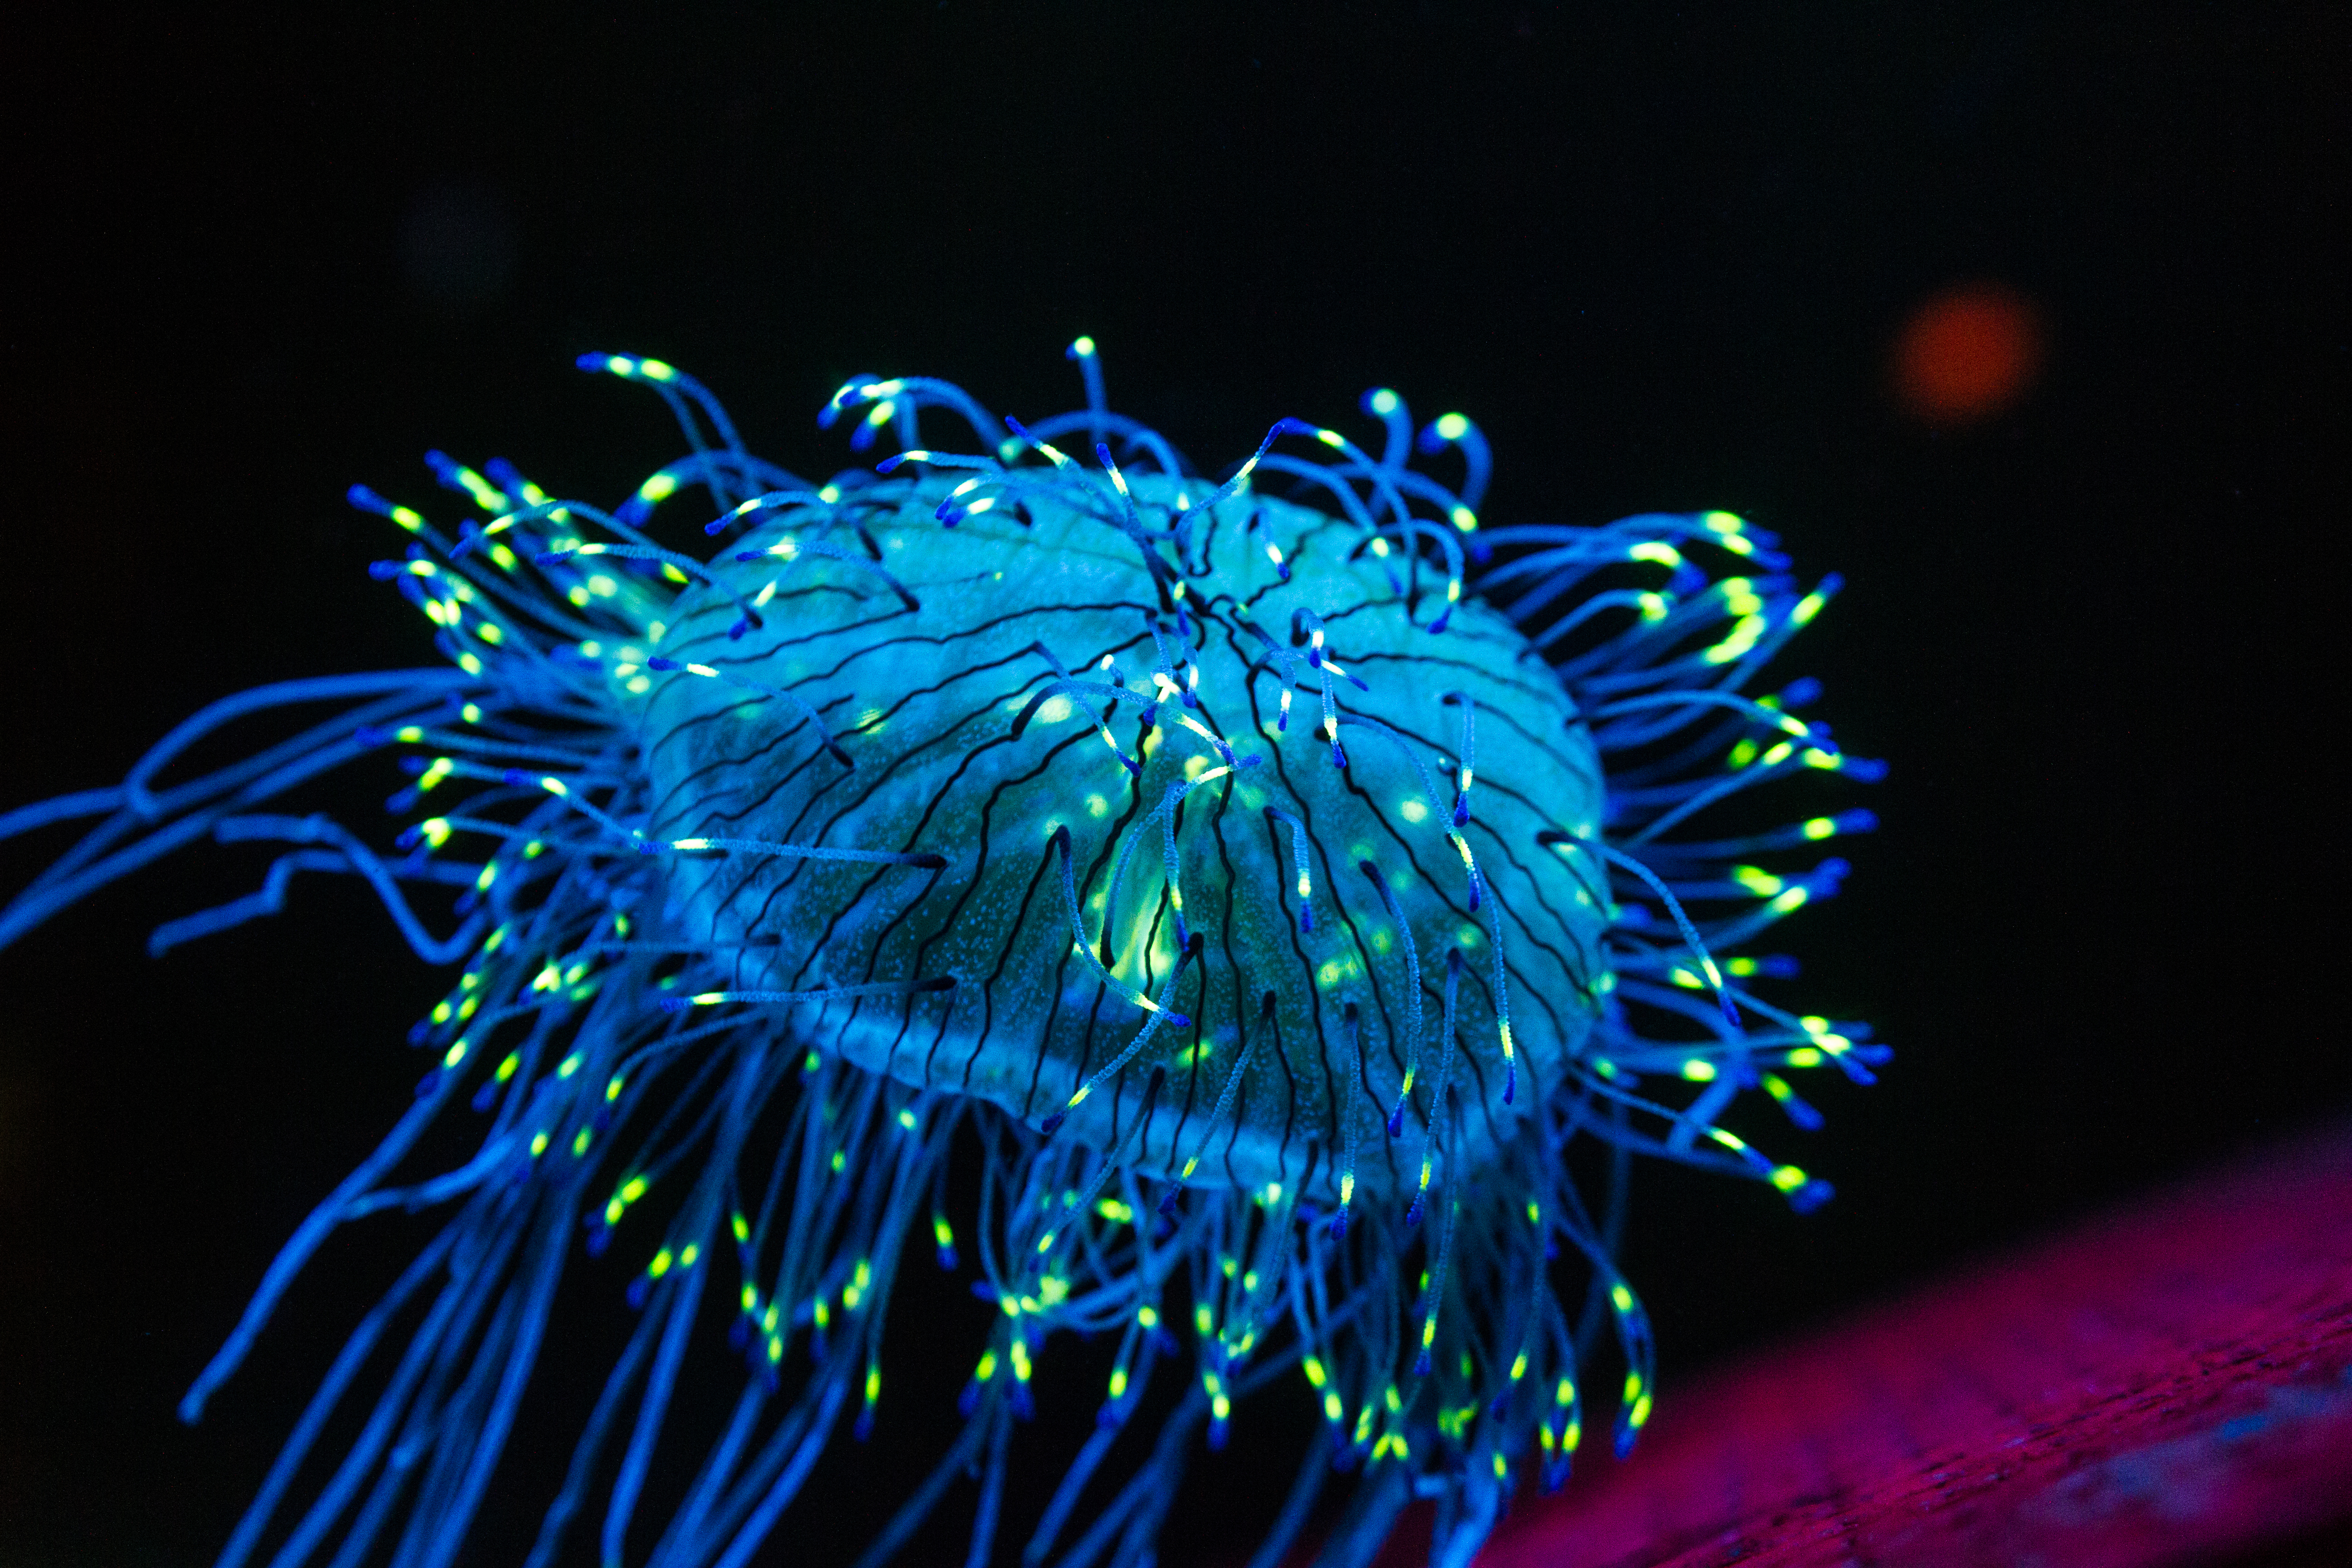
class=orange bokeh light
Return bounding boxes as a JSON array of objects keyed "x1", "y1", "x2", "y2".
[{"x1": 1891, "y1": 283, "x2": 2044, "y2": 425}]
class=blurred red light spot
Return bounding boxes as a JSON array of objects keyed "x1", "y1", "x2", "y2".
[{"x1": 1892, "y1": 282, "x2": 2044, "y2": 425}]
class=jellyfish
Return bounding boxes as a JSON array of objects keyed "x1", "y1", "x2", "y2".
[{"x1": 0, "y1": 339, "x2": 1886, "y2": 1568}]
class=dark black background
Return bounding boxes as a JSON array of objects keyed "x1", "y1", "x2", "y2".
[{"x1": 0, "y1": 4, "x2": 2341, "y2": 1565}]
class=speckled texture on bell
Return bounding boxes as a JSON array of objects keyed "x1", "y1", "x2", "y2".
[{"x1": 642, "y1": 473, "x2": 1611, "y2": 1198}]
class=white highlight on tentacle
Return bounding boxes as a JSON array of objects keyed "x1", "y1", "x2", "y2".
[
  {"x1": 635, "y1": 835, "x2": 945, "y2": 869},
  {"x1": 1264, "y1": 807, "x2": 1317, "y2": 935}
]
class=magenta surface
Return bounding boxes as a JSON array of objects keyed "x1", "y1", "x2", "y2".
[{"x1": 1479, "y1": 1122, "x2": 2352, "y2": 1568}]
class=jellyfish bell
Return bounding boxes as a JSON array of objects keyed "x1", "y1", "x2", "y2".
[
  {"x1": 646, "y1": 472, "x2": 1611, "y2": 1200},
  {"x1": 0, "y1": 342, "x2": 1884, "y2": 1568}
]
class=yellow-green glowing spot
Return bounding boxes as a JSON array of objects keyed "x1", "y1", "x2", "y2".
[{"x1": 1703, "y1": 615, "x2": 1767, "y2": 665}]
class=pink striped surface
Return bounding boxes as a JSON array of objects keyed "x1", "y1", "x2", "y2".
[{"x1": 1477, "y1": 1122, "x2": 2352, "y2": 1567}]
